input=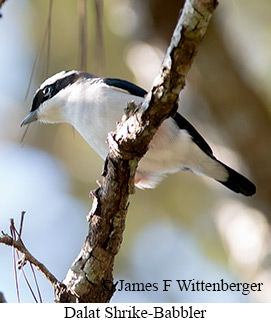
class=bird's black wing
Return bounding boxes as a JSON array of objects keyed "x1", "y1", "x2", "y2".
[
  {"x1": 172, "y1": 112, "x2": 214, "y2": 157},
  {"x1": 103, "y1": 78, "x2": 213, "y2": 155},
  {"x1": 101, "y1": 78, "x2": 256, "y2": 196},
  {"x1": 103, "y1": 78, "x2": 148, "y2": 98},
  {"x1": 104, "y1": 78, "x2": 213, "y2": 156}
]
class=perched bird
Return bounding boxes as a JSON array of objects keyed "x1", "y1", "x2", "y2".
[{"x1": 21, "y1": 70, "x2": 256, "y2": 196}]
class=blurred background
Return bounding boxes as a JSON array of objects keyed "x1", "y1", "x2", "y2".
[{"x1": 0, "y1": 0, "x2": 270, "y2": 303}]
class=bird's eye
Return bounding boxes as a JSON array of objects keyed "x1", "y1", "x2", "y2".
[{"x1": 43, "y1": 86, "x2": 52, "y2": 97}]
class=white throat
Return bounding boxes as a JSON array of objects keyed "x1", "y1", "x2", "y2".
[{"x1": 49, "y1": 80, "x2": 144, "y2": 159}]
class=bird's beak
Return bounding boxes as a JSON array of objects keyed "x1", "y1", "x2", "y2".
[{"x1": 20, "y1": 110, "x2": 38, "y2": 127}]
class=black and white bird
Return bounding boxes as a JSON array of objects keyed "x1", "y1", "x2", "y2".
[{"x1": 21, "y1": 70, "x2": 256, "y2": 196}]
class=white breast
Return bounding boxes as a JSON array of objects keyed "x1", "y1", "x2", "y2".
[
  {"x1": 55, "y1": 80, "x2": 227, "y2": 189},
  {"x1": 65, "y1": 81, "x2": 144, "y2": 159}
]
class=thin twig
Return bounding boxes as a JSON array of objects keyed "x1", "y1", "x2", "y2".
[
  {"x1": 30, "y1": 263, "x2": 43, "y2": 303},
  {"x1": 0, "y1": 233, "x2": 60, "y2": 290},
  {"x1": 21, "y1": 0, "x2": 54, "y2": 146},
  {"x1": 1, "y1": 215, "x2": 53, "y2": 302},
  {"x1": 78, "y1": 0, "x2": 88, "y2": 71},
  {"x1": 10, "y1": 222, "x2": 20, "y2": 303},
  {"x1": 45, "y1": 0, "x2": 53, "y2": 76},
  {"x1": 24, "y1": 0, "x2": 54, "y2": 101},
  {"x1": 19, "y1": 211, "x2": 25, "y2": 238},
  {"x1": 15, "y1": 213, "x2": 41, "y2": 302},
  {"x1": 20, "y1": 262, "x2": 39, "y2": 303},
  {"x1": 94, "y1": 0, "x2": 105, "y2": 75}
]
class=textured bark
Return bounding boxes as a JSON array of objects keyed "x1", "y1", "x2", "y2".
[
  {"x1": 55, "y1": 0, "x2": 219, "y2": 303},
  {"x1": 144, "y1": 0, "x2": 270, "y2": 219},
  {"x1": 0, "y1": 231, "x2": 62, "y2": 294},
  {"x1": 0, "y1": 0, "x2": 219, "y2": 303}
]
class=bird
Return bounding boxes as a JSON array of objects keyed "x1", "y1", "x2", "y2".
[{"x1": 20, "y1": 70, "x2": 256, "y2": 196}]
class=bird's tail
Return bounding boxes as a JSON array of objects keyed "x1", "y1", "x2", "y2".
[
  {"x1": 216, "y1": 161, "x2": 256, "y2": 196},
  {"x1": 181, "y1": 145, "x2": 256, "y2": 197}
]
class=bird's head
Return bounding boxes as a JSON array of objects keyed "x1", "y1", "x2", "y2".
[{"x1": 20, "y1": 70, "x2": 84, "y2": 126}]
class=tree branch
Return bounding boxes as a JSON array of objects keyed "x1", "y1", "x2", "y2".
[
  {"x1": 0, "y1": 232, "x2": 60, "y2": 290},
  {"x1": 55, "y1": 0, "x2": 218, "y2": 303},
  {"x1": 0, "y1": 0, "x2": 218, "y2": 303}
]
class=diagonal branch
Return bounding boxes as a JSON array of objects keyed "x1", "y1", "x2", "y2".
[
  {"x1": 0, "y1": 0, "x2": 218, "y2": 303},
  {"x1": 55, "y1": 0, "x2": 218, "y2": 303},
  {"x1": 0, "y1": 232, "x2": 60, "y2": 290}
]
